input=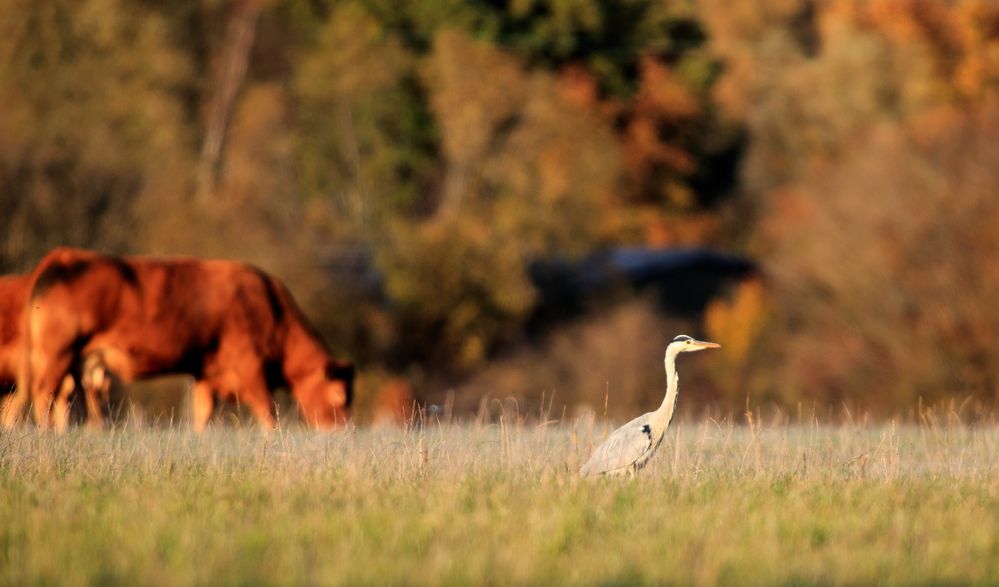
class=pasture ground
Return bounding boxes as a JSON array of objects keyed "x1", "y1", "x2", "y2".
[{"x1": 2, "y1": 414, "x2": 998, "y2": 586}]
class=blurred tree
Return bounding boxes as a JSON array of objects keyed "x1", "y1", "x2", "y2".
[
  {"x1": 481, "y1": 0, "x2": 708, "y2": 99},
  {"x1": 196, "y1": 0, "x2": 267, "y2": 202},
  {"x1": 698, "y1": 0, "x2": 817, "y2": 122},
  {"x1": 21, "y1": 0, "x2": 992, "y2": 414},
  {"x1": 293, "y1": 3, "x2": 435, "y2": 231},
  {"x1": 763, "y1": 103, "x2": 999, "y2": 408},
  {"x1": 288, "y1": 0, "x2": 740, "y2": 376},
  {"x1": 705, "y1": 0, "x2": 999, "y2": 195},
  {"x1": 377, "y1": 28, "x2": 623, "y2": 371},
  {"x1": 380, "y1": 216, "x2": 538, "y2": 369},
  {"x1": 0, "y1": 0, "x2": 191, "y2": 271},
  {"x1": 357, "y1": 0, "x2": 736, "y2": 216},
  {"x1": 693, "y1": 0, "x2": 999, "y2": 411},
  {"x1": 823, "y1": 0, "x2": 999, "y2": 101},
  {"x1": 424, "y1": 29, "x2": 527, "y2": 215},
  {"x1": 703, "y1": 278, "x2": 770, "y2": 404}
]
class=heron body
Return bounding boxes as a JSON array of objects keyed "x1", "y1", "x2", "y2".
[{"x1": 579, "y1": 335, "x2": 719, "y2": 478}]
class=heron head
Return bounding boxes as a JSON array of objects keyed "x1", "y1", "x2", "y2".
[{"x1": 670, "y1": 334, "x2": 721, "y2": 353}]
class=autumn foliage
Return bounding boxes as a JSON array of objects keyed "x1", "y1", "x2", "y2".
[{"x1": 2, "y1": 0, "x2": 998, "y2": 416}]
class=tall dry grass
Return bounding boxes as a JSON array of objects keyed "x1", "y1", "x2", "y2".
[{"x1": 1, "y1": 410, "x2": 999, "y2": 585}]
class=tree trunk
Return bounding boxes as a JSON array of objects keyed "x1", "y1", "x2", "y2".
[{"x1": 196, "y1": 0, "x2": 265, "y2": 203}]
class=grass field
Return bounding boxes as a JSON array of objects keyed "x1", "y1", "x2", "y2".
[{"x1": 2, "y1": 413, "x2": 999, "y2": 586}]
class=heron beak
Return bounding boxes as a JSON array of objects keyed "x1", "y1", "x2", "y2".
[{"x1": 694, "y1": 340, "x2": 721, "y2": 349}]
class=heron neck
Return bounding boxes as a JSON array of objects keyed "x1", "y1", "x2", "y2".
[{"x1": 654, "y1": 348, "x2": 680, "y2": 429}]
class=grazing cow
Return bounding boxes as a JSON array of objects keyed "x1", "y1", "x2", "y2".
[{"x1": 22, "y1": 248, "x2": 354, "y2": 431}]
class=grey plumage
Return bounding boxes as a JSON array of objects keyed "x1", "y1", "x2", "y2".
[{"x1": 579, "y1": 335, "x2": 720, "y2": 478}]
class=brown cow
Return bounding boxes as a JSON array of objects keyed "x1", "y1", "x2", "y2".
[
  {"x1": 23, "y1": 248, "x2": 354, "y2": 431},
  {"x1": 0, "y1": 274, "x2": 31, "y2": 426},
  {"x1": 0, "y1": 273, "x2": 94, "y2": 428}
]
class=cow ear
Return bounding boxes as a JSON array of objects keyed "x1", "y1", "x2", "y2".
[{"x1": 326, "y1": 361, "x2": 355, "y2": 382}]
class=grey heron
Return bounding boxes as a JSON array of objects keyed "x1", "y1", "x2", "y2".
[{"x1": 579, "y1": 334, "x2": 720, "y2": 478}]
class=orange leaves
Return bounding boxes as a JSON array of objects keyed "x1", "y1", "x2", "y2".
[
  {"x1": 493, "y1": 74, "x2": 620, "y2": 245},
  {"x1": 706, "y1": 0, "x2": 999, "y2": 149},
  {"x1": 706, "y1": 279, "x2": 767, "y2": 364},
  {"x1": 553, "y1": 53, "x2": 722, "y2": 245},
  {"x1": 422, "y1": 28, "x2": 621, "y2": 252},
  {"x1": 556, "y1": 64, "x2": 600, "y2": 110},
  {"x1": 709, "y1": 0, "x2": 999, "y2": 408},
  {"x1": 698, "y1": 0, "x2": 813, "y2": 121},
  {"x1": 616, "y1": 57, "x2": 701, "y2": 199},
  {"x1": 952, "y1": 1, "x2": 999, "y2": 97},
  {"x1": 703, "y1": 278, "x2": 769, "y2": 400},
  {"x1": 821, "y1": 0, "x2": 999, "y2": 101},
  {"x1": 762, "y1": 102, "x2": 999, "y2": 408},
  {"x1": 634, "y1": 57, "x2": 701, "y2": 123}
]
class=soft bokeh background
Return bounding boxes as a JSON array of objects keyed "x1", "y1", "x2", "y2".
[{"x1": 2, "y1": 0, "x2": 998, "y2": 420}]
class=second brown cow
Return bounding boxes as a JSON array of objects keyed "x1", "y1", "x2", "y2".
[
  {"x1": 0, "y1": 274, "x2": 31, "y2": 426},
  {"x1": 0, "y1": 272, "x2": 94, "y2": 428},
  {"x1": 22, "y1": 248, "x2": 353, "y2": 431}
]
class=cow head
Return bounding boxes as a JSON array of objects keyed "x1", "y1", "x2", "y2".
[{"x1": 295, "y1": 360, "x2": 354, "y2": 428}]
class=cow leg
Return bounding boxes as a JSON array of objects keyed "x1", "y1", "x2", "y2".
[
  {"x1": 30, "y1": 354, "x2": 74, "y2": 431},
  {"x1": 51, "y1": 374, "x2": 78, "y2": 433},
  {"x1": 210, "y1": 337, "x2": 276, "y2": 431},
  {"x1": 25, "y1": 305, "x2": 78, "y2": 431},
  {"x1": 191, "y1": 380, "x2": 216, "y2": 433},
  {"x1": 209, "y1": 369, "x2": 276, "y2": 431},
  {"x1": 215, "y1": 366, "x2": 276, "y2": 431},
  {"x1": 81, "y1": 353, "x2": 111, "y2": 430},
  {"x1": 0, "y1": 387, "x2": 28, "y2": 428},
  {"x1": 0, "y1": 393, "x2": 15, "y2": 426},
  {"x1": 238, "y1": 378, "x2": 277, "y2": 431},
  {"x1": 2, "y1": 350, "x2": 32, "y2": 428}
]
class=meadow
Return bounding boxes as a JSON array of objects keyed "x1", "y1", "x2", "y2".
[{"x1": 2, "y1": 412, "x2": 999, "y2": 586}]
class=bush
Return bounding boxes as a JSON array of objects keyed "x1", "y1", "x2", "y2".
[{"x1": 762, "y1": 103, "x2": 999, "y2": 410}]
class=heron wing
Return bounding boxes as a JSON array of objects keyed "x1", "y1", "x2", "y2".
[{"x1": 579, "y1": 413, "x2": 656, "y2": 477}]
